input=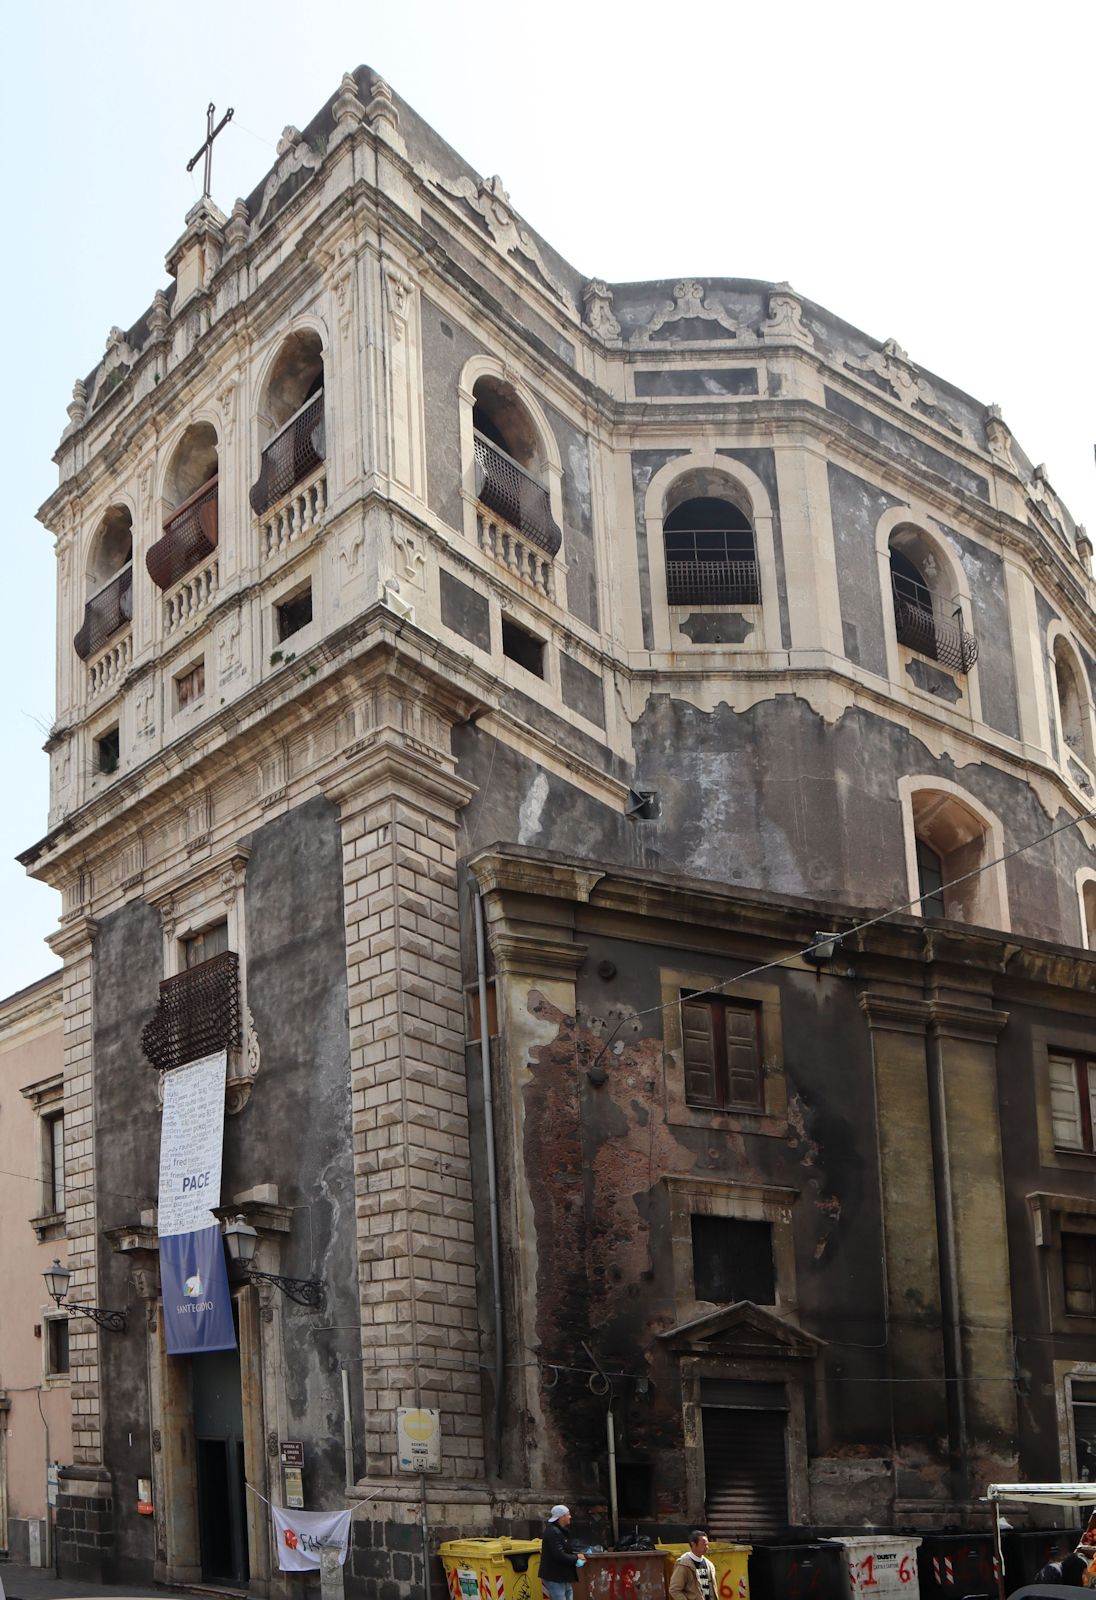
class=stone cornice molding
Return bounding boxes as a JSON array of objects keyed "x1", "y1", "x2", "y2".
[
  {"x1": 486, "y1": 933, "x2": 588, "y2": 981},
  {"x1": 47, "y1": 915, "x2": 98, "y2": 961},
  {"x1": 0, "y1": 975, "x2": 63, "y2": 1035},
  {"x1": 927, "y1": 1000, "x2": 1009, "y2": 1044},
  {"x1": 468, "y1": 850, "x2": 605, "y2": 905},
  {"x1": 323, "y1": 731, "x2": 476, "y2": 817},
  {"x1": 858, "y1": 993, "x2": 932, "y2": 1035},
  {"x1": 1028, "y1": 1190, "x2": 1096, "y2": 1246}
]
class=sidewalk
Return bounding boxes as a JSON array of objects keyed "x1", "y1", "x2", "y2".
[{"x1": 0, "y1": 1565, "x2": 193, "y2": 1600}]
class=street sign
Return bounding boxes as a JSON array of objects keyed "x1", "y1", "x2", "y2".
[
  {"x1": 397, "y1": 1407, "x2": 441, "y2": 1473},
  {"x1": 280, "y1": 1440, "x2": 305, "y2": 1466}
]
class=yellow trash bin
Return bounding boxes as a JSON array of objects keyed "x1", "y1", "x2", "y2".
[
  {"x1": 440, "y1": 1539, "x2": 544, "y2": 1600},
  {"x1": 659, "y1": 1542, "x2": 752, "y2": 1600}
]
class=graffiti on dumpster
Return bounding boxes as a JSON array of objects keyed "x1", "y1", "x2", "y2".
[{"x1": 850, "y1": 1552, "x2": 916, "y2": 1591}]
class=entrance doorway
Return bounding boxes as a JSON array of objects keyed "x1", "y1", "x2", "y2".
[
  {"x1": 702, "y1": 1397, "x2": 788, "y2": 1538},
  {"x1": 192, "y1": 1342, "x2": 249, "y2": 1587}
]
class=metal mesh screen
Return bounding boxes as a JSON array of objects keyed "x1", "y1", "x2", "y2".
[
  {"x1": 74, "y1": 566, "x2": 133, "y2": 660},
  {"x1": 249, "y1": 391, "x2": 326, "y2": 516},
  {"x1": 147, "y1": 477, "x2": 219, "y2": 591},
  {"x1": 473, "y1": 432, "x2": 562, "y2": 556},
  {"x1": 142, "y1": 950, "x2": 242, "y2": 1073},
  {"x1": 666, "y1": 556, "x2": 760, "y2": 606},
  {"x1": 892, "y1": 575, "x2": 978, "y2": 672}
]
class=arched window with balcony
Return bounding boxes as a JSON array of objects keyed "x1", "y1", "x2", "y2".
[
  {"x1": 1053, "y1": 635, "x2": 1095, "y2": 773},
  {"x1": 250, "y1": 330, "x2": 326, "y2": 519},
  {"x1": 75, "y1": 506, "x2": 133, "y2": 660},
  {"x1": 888, "y1": 525, "x2": 977, "y2": 674},
  {"x1": 147, "y1": 424, "x2": 219, "y2": 592},
  {"x1": 902, "y1": 780, "x2": 1008, "y2": 929},
  {"x1": 472, "y1": 376, "x2": 561, "y2": 561},
  {"x1": 663, "y1": 484, "x2": 759, "y2": 607}
]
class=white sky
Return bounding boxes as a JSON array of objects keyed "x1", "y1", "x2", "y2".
[{"x1": 3, "y1": 0, "x2": 1093, "y2": 997}]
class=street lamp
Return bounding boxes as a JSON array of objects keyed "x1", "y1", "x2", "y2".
[
  {"x1": 221, "y1": 1215, "x2": 323, "y2": 1309},
  {"x1": 42, "y1": 1260, "x2": 127, "y2": 1333}
]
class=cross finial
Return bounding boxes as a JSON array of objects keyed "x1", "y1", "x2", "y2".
[{"x1": 186, "y1": 102, "x2": 234, "y2": 200}]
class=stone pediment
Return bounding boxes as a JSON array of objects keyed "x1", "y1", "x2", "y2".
[{"x1": 656, "y1": 1300, "x2": 822, "y2": 1359}]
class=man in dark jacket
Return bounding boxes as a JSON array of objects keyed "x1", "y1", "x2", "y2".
[{"x1": 541, "y1": 1505, "x2": 584, "y2": 1600}]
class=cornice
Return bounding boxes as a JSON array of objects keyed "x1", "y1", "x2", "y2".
[
  {"x1": 468, "y1": 851, "x2": 606, "y2": 905},
  {"x1": 0, "y1": 974, "x2": 63, "y2": 1034},
  {"x1": 858, "y1": 993, "x2": 932, "y2": 1035},
  {"x1": 46, "y1": 915, "x2": 97, "y2": 961},
  {"x1": 927, "y1": 999, "x2": 1009, "y2": 1043},
  {"x1": 487, "y1": 933, "x2": 589, "y2": 981}
]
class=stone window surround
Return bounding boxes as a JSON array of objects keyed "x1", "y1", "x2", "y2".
[
  {"x1": 1029, "y1": 1191, "x2": 1096, "y2": 1336},
  {"x1": 41, "y1": 1308, "x2": 71, "y2": 1388},
  {"x1": 660, "y1": 963, "x2": 787, "y2": 1133},
  {"x1": 1030, "y1": 1023, "x2": 1096, "y2": 1173},
  {"x1": 1047, "y1": 620, "x2": 1096, "y2": 792},
  {"x1": 20, "y1": 1072, "x2": 66, "y2": 1240},
  {"x1": 641, "y1": 450, "x2": 781, "y2": 655},
  {"x1": 896, "y1": 773, "x2": 1010, "y2": 931},
  {"x1": 664, "y1": 1173, "x2": 799, "y2": 1322},
  {"x1": 267, "y1": 564, "x2": 319, "y2": 662},
  {"x1": 1074, "y1": 867, "x2": 1096, "y2": 951},
  {"x1": 1052, "y1": 1357, "x2": 1096, "y2": 1480}
]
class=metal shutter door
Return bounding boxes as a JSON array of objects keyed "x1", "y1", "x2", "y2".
[{"x1": 702, "y1": 1407, "x2": 788, "y2": 1539}]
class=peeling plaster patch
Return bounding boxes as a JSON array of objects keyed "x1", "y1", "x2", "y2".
[
  {"x1": 785, "y1": 1094, "x2": 820, "y2": 1165},
  {"x1": 518, "y1": 769, "x2": 550, "y2": 843}
]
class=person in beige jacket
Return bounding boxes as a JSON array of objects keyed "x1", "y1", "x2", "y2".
[{"x1": 669, "y1": 1533, "x2": 716, "y2": 1600}]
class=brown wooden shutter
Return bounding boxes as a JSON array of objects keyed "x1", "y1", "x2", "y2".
[
  {"x1": 702, "y1": 1406, "x2": 788, "y2": 1538},
  {"x1": 682, "y1": 1002, "x2": 719, "y2": 1106},
  {"x1": 724, "y1": 1006, "x2": 762, "y2": 1108}
]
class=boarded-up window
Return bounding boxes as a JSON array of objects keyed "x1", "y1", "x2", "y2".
[
  {"x1": 1063, "y1": 1233, "x2": 1096, "y2": 1317},
  {"x1": 1048, "y1": 1055, "x2": 1096, "y2": 1152},
  {"x1": 702, "y1": 1401, "x2": 787, "y2": 1538},
  {"x1": 681, "y1": 994, "x2": 762, "y2": 1111},
  {"x1": 691, "y1": 1215, "x2": 775, "y2": 1304}
]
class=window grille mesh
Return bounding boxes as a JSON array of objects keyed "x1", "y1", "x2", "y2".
[
  {"x1": 147, "y1": 477, "x2": 219, "y2": 591},
  {"x1": 473, "y1": 432, "x2": 562, "y2": 557},
  {"x1": 142, "y1": 950, "x2": 241, "y2": 1072},
  {"x1": 892, "y1": 573, "x2": 978, "y2": 672},
  {"x1": 250, "y1": 392, "x2": 326, "y2": 516},
  {"x1": 666, "y1": 556, "x2": 760, "y2": 606},
  {"x1": 74, "y1": 567, "x2": 133, "y2": 660}
]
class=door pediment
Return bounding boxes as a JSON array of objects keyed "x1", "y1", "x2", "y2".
[{"x1": 656, "y1": 1300, "x2": 822, "y2": 1360}]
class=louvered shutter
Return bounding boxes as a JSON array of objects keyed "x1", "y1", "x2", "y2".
[
  {"x1": 682, "y1": 1002, "x2": 719, "y2": 1106},
  {"x1": 725, "y1": 1007, "x2": 762, "y2": 1109},
  {"x1": 1049, "y1": 1056, "x2": 1083, "y2": 1149},
  {"x1": 702, "y1": 1407, "x2": 788, "y2": 1539}
]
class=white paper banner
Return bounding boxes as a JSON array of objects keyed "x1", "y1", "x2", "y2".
[
  {"x1": 271, "y1": 1504, "x2": 352, "y2": 1571},
  {"x1": 158, "y1": 1052, "x2": 227, "y2": 1237}
]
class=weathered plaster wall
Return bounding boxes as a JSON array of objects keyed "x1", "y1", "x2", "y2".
[
  {"x1": 947, "y1": 526, "x2": 1021, "y2": 739},
  {"x1": 421, "y1": 297, "x2": 481, "y2": 534},
  {"x1": 828, "y1": 464, "x2": 898, "y2": 675}
]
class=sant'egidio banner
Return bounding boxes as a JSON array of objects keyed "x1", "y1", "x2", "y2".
[{"x1": 158, "y1": 1051, "x2": 236, "y2": 1355}]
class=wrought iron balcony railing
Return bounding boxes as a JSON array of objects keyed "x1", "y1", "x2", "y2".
[
  {"x1": 891, "y1": 574, "x2": 978, "y2": 673},
  {"x1": 665, "y1": 555, "x2": 761, "y2": 607},
  {"x1": 147, "y1": 476, "x2": 219, "y2": 591},
  {"x1": 250, "y1": 390, "x2": 326, "y2": 516},
  {"x1": 473, "y1": 432, "x2": 562, "y2": 558},
  {"x1": 74, "y1": 565, "x2": 133, "y2": 660},
  {"x1": 141, "y1": 950, "x2": 242, "y2": 1073}
]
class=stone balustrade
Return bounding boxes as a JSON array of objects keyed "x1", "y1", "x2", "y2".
[
  {"x1": 164, "y1": 560, "x2": 218, "y2": 636},
  {"x1": 476, "y1": 511, "x2": 554, "y2": 598},
  {"x1": 87, "y1": 633, "x2": 131, "y2": 699},
  {"x1": 261, "y1": 467, "x2": 327, "y2": 560}
]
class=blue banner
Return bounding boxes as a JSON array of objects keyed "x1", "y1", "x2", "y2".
[
  {"x1": 158, "y1": 1052, "x2": 236, "y2": 1356},
  {"x1": 160, "y1": 1224, "x2": 237, "y2": 1354}
]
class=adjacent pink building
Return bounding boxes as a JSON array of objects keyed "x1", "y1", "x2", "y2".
[{"x1": 0, "y1": 971, "x2": 70, "y2": 1563}]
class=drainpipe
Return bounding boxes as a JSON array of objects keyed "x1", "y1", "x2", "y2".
[
  {"x1": 340, "y1": 1365, "x2": 355, "y2": 1494},
  {"x1": 925, "y1": 1016, "x2": 970, "y2": 1504},
  {"x1": 473, "y1": 887, "x2": 505, "y2": 1473}
]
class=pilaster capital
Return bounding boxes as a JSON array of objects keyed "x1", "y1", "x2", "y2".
[
  {"x1": 325, "y1": 732, "x2": 476, "y2": 819},
  {"x1": 858, "y1": 992, "x2": 931, "y2": 1035},
  {"x1": 928, "y1": 1000, "x2": 1009, "y2": 1044},
  {"x1": 488, "y1": 933, "x2": 588, "y2": 982},
  {"x1": 48, "y1": 914, "x2": 98, "y2": 962},
  {"x1": 469, "y1": 848, "x2": 605, "y2": 905}
]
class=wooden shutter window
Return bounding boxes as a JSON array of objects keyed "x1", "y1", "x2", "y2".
[
  {"x1": 682, "y1": 1001, "x2": 720, "y2": 1106},
  {"x1": 725, "y1": 1006, "x2": 763, "y2": 1109},
  {"x1": 1063, "y1": 1233, "x2": 1096, "y2": 1317}
]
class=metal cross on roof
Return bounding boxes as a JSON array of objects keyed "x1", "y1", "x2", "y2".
[{"x1": 186, "y1": 102, "x2": 234, "y2": 200}]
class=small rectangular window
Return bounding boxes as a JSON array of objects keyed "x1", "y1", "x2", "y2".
[
  {"x1": 95, "y1": 726, "x2": 120, "y2": 775},
  {"x1": 45, "y1": 1113, "x2": 65, "y2": 1214},
  {"x1": 616, "y1": 1463, "x2": 653, "y2": 1518},
  {"x1": 691, "y1": 1214, "x2": 776, "y2": 1305},
  {"x1": 182, "y1": 919, "x2": 230, "y2": 969},
  {"x1": 501, "y1": 616, "x2": 545, "y2": 678},
  {"x1": 1049, "y1": 1055, "x2": 1096, "y2": 1152},
  {"x1": 276, "y1": 585, "x2": 313, "y2": 642},
  {"x1": 465, "y1": 980, "x2": 499, "y2": 1041},
  {"x1": 1063, "y1": 1232, "x2": 1096, "y2": 1316},
  {"x1": 46, "y1": 1316, "x2": 70, "y2": 1377},
  {"x1": 174, "y1": 660, "x2": 205, "y2": 709},
  {"x1": 681, "y1": 993, "x2": 762, "y2": 1111}
]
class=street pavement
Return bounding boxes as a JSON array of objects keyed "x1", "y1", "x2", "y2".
[{"x1": 0, "y1": 1565, "x2": 194, "y2": 1600}]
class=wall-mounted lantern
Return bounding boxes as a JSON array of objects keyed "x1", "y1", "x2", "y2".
[
  {"x1": 221, "y1": 1215, "x2": 323, "y2": 1309},
  {"x1": 43, "y1": 1259, "x2": 127, "y2": 1333}
]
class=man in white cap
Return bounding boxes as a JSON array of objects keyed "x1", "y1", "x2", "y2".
[{"x1": 540, "y1": 1504, "x2": 584, "y2": 1600}]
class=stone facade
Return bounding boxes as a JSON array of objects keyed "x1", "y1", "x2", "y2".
[{"x1": 17, "y1": 62, "x2": 1096, "y2": 1595}]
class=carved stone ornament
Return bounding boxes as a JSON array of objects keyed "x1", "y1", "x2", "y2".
[
  {"x1": 332, "y1": 71, "x2": 366, "y2": 140},
  {"x1": 257, "y1": 127, "x2": 324, "y2": 225},
  {"x1": 86, "y1": 327, "x2": 138, "y2": 411},
  {"x1": 152, "y1": 1429, "x2": 162, "y2": 1454},
  {"x1": 225, "y1": 198, "x2": 250, "y2": 253},
  {"x1": 148, "y1": 290, "x2": 170, "y2": 342},
  {"x1": 760, "y1": 283, "x2": 813, "y2": 346},
  {"x1": 633, "y1": 280, "x2": 739, "y2": 343},
  {"x1": 66, "y1": 380, "x2": 88, "y2": 431},
  {"x1": 845, "y1": 337, "x2": 937, "y2": 411},
  {"x1": 984, "y1": 403, "x2": 1015, "y2": 466},
  {"x1": 582, "y1": 279, "x2": 621, "y2": 342},
  {"x1": 384, "y1": 264, "x2": 412, "y2": 318},
  {"x1": 419, "y1": 166, "x2": 569, "y2": 304},
  {"x1": 267, "y1": 1430, "x2": 279, "y2": 1459},
  {"x1": 225, "y1": 1008, "x2": 260, "y2": 1116},
  {"x1": 365, "y1": 74, "x2": 400, "y2": 137}
]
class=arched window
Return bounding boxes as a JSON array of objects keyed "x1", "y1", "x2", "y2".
[
  {"x1": 889, "y1": 527, "x2": 977, "y2": 673},
  {"x1": 906, "y1": 785, "x2": 1006, "y2": 927},
  {"x1": 1082, "y1": 879, "x2": 1096, "y2": 950},
  {"x1": 250, "y1": 330, "x2": 326, "y2": 516},
  {"x1": 471, "y1": 376, "x2": 561, "y2": 557},
  {"x1": 147, "y1": 423, "x2": 219, "y2": 591},
  {"x1": 664, "y1": 494, "x2": 759, "y2": 607},
  {"x1": 74, "y1": 506, "x2": 133, "y2": 660},
  {"x1": 1053, "y1": 637, "x2": 1095, "y2": 771}
]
